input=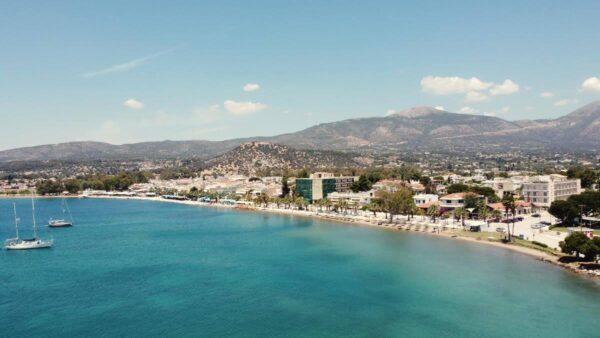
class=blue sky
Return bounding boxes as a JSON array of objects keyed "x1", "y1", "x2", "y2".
[{"x1": 1, "y1": 0, "x2": 599, "y2": 150}]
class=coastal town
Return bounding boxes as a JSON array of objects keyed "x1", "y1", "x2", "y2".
[{"x1": 3, "y1": 159, "x2": 599, "y2": 277}]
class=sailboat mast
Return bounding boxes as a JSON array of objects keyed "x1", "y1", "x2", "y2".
[
  {"x1": 64, "y1": 199, "x2": 74, "y2": 224},
  {"x1": 31, "y1": 195, "x2": 37, "y2": 238},
  {"x1": 13, "y1": 203, "x2": 19, "y2": 239}
]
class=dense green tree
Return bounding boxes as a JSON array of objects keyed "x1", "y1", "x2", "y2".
[
  {"x1": 559, "y1": 232, "x2": 590, "y2": 259},
  {"x1": 447, "y1": 183, "x2": 469, "y2": 194},
  {"x1": 281, "y1": 175, "x2": 290, "y2": 197},
  {"x1": 549, "y1": 200, "x2": 580, "y2": 225},
  {"x1": 35, "y1": 180, "x2": 64, "y2": 195},
  {"x1": 63, "y1": 179, "x2": 82, "y2": 194},
  {"x1": 580, "y1": 237, "x2": 600, "y2": 262},
  {"x1": 568, "y1": 191, "x2": 600, "y2": 215},
  {"x1": 566, "y1": 167, "x2": 599, "y2": 189}
]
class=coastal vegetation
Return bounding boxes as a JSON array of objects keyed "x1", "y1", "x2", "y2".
[
  {"x1": 35, "y1": 171, "x2": 151, "y2": 195},
  {"x1": 548, "y1": 191, "x2": 600, "y2": 225},
  {"x1": 560, "y1": 232, "x2": 600, "y2": 262}
]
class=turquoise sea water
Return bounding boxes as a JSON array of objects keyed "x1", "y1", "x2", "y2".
[{"x1": 0, "y1": 198, "x2": 598, "y2": 337}]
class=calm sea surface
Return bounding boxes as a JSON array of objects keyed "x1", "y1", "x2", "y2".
[{"x1": 0, "y1": 198, "x2": 598, "y2": 337}]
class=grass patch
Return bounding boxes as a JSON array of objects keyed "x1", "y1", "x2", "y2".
[{"x1": 550, "y1": 226, "x2": 600, "y2": 235}]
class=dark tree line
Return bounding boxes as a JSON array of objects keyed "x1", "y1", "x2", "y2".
[{"x1": 35, "y1": 171, "x2": 151, "y2": 195}]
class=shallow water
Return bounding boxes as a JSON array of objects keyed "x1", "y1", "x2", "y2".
[{"x1": 1, "y1": 198, "x2": 598, "y2": 337}]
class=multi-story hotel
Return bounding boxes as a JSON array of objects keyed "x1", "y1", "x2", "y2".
[
  {"x1": 296, "y1": 173, "x2": 358, "y2": 201},
  {"x1": 522, "y1": 174, "x2": 581, "y2": 208}
]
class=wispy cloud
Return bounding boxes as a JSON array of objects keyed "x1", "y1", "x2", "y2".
[{"x1": 81, "y1": 46, "x2": 181, "y2": 78}]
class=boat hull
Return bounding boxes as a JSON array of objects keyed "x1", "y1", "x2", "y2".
[
  {"x1": 5, "y1": 239, "x2": 53, "y2": 250},
  {"x1": 48, "y1": 222, "x2": 72, "y2": 227}
]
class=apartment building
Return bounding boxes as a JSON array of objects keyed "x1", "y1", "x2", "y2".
[
  {"x1": 522, "y1": 174, "x2": 581, "y2": 208},
  {"x1": 296, "y1": 173, "x2": 358, "y2": 201}
]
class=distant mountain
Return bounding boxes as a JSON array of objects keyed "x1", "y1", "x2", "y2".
[
  {"x1": 204, "y1": 142, "x2": 368, "y2": 175},
  {"x1": 0, "y1": 101, "x2": 598, "y2": 163},
  {"x1": 0, "y1": 139, "x2": 246, "y2": 162}
]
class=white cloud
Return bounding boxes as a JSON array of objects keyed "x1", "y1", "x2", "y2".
[
  {"x1": 421, "y1": 76, "x2": 493, "y2": 95},
  {"x1": 540, "y1": 92, "x2": 554, "y2": 98},
  {"x1": 386, "y1": 109, "x2": 397, "y2": 116},
  {"x1": 554, "y1": 99, "x2": 578, "y2": 107},
  {"x1": 581, "y1": 77, "x2": 600, "y2": 92},
  {"x1": 82, "y1": 46, "x2": 179, "y2": 78},
  {"x1": 489, "y1": 79, "x2": 519, "y2": 96},
  {"x1": 499, "y1": 106, "x2": 510, "y2": 114},
  {"x1": 421, "y1": 76, "x2": 519, "y2": 103},
  {"x1": 124, "y1": 99, "x2": 144, "y2": 110},
  {"x1": 459, "y1": 106, "x2": 478, "y2": 114},
  {"x1": 483, "y1": 111, "x2": 497, "y2": 117},
  {"x1": 243, "y1": 83, "x2": 260, "y2": 92},
  {"x1": 223, "y1": 100, "x2": 267, "y2": 116},
  {"x1": 434, "y1": 106, "x2": 445, "y2": 111},
  {"x1": 465, "y1": 91, "x2": 488, "y2": 103}
]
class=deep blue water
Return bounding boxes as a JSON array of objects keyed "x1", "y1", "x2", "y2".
[{"x1": 0, "y1": 198, "x2": 598, "y2": 337}]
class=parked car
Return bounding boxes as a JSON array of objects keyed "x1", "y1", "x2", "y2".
[
  {"x1": 540, "y1": 221, "x2": 551, "y2": 225},
  {"x1": 532, "y1": 213, "x2": 541, "y2": 218}
]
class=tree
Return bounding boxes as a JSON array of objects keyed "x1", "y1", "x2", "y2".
[
  {"x1": 366, "y1": 200, "x2": 381, "y2": 217},
  {"x1": 427, "y1": 204, "x2": 439, "y2": 222},
  {"x1": 454, "y1": 207, "x2": 468, "y2": 227},
  {"x1": 351, "y1": 175, "x2": 372, "y2": 192},
  {"x1": 567, "y1": 167, "x2": 599, "y2": 189},
  {"x1": 549, "y1": 200, "x2": 579, "y2": 225},
  {"x1": 463, "y1": 193, "x2": 479, "y2": 209},
  {"x1": 294, "y1": 196, "x2": 306, "y2": 210},
  {"x1": 281, "y1": 175, "x2": 290, "y2": 197},
  {"x1": 559, "y1": 232, "x2": 590, "y2": 259},
  {"x1": 256, "y1": 192, "x2": 270, "y2": 207},
  {"x1": 64, "y1": 179, "x2": 82, "y2": 194},
  {"x1": 502, "y1": 195, "x2": 517, "y2": 241},
  {"x1": 297, "y1": 168, "x2": 309, "y2": 179},
  {"x1": 581, "y1": 237, "x2": 600, "y2": 262},
  {"x1": 447, "y1": 183, "x2": 469, "y2": 194},
  {"x1": 380, "y1": 188, "x2": 414, "y2": 222},
  {"x1": 568, "y1": 191, "x2": 600, "y2": 216},
  {"x1": 35, "y1": 180, "x2": 63, "y2": 195}
]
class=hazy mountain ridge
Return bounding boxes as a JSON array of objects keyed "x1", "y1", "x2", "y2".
[{"x1": 0, "y1": 101, "x2": 598, "y2": 163}]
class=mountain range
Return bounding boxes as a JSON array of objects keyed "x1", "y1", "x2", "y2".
[{"x1": 0, "y1": 101, "x2": 598, "y2": 163}]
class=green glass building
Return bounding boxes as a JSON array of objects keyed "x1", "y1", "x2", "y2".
[{"x1": 296, "y1": 177, "x2": 349, "y2": 202}]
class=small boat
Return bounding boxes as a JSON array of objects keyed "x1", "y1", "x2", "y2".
[
  {"x1": 48, "y1": 199, "x2": 74, "y2": 227},
  {"x1": 48, "y1": 219, "x2": 72, "y2": 227},
  {"x1": 5, "y1": 199, "x2": 53, "y2": 250}
]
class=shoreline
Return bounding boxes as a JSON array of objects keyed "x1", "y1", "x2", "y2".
[
  {"x1": 82, "y1": 195, "x2": 599, "y2": 281},
  {"x1": 3, "y1": 194, "x2": 596, "y2": 281}
]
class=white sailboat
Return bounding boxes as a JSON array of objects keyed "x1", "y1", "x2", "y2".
[
  {"x1": 48, "y1": 198, "x2": 73, "y2": 227},
  {"x1": 5, "y1": 197, "x2": 53, "y2": 250}
]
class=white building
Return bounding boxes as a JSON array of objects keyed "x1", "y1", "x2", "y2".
[
  {"x1": 412, "y1": 194, "x2": 438, "y2": 206},
  {"x1": 327, "y1": 190, "x2": 374, "y2": 206},
  {"x1": 439, "y1": 192, "x2": 484, "y2": 209},
  {"x1": 522, "y1": 174, "x2": 581, "y2": 208}
]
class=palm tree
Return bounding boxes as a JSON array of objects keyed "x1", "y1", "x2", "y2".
[
  {"x1": 454, "y1": 207, "x2": 467, "y2": 227},
  {"x1": 322, "y1": 198, "x2": 332, "y2": 213},
  {"x1": 338, "y1": 200, "x2": 349, "y2": 215},
  {"x1": 294, "y1": 196, "x2": 306, "y2": 210},
  {"x1": 427, "y1": 204, "x2": 439, "y2": 222},
  {"x1": 502, "y1": 195, "x2": 516, "y2": 241}
]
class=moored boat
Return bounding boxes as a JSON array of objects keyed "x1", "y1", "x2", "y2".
[{"x1": 5, "y1": 198, "x2": 53, "y2": 250}]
